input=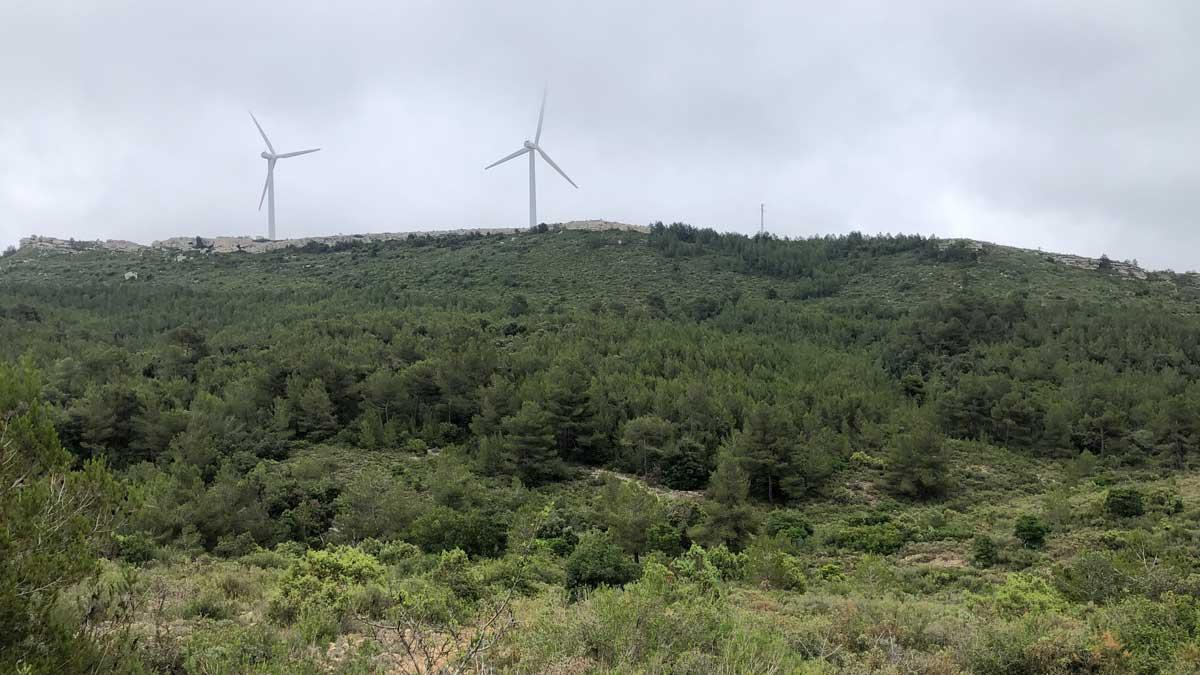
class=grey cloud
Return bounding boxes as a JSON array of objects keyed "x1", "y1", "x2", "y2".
[{"x1": 2, "y1": 1, "x2": 1198, "y2": 270}]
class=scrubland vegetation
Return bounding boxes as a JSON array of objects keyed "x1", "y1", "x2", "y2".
[{"x1": 4, "y1": 224, "x2": 1200, "y2": 673}]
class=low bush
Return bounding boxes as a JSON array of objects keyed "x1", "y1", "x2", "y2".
[
  {"x1": 115, "y1": 533, "x2": 159, "y2": 565},
  {"x1": 1105, "y1": 487, "x2": 1146, "y2": 518},
  {"x1": 180, "y1": 587, "x2": 232, "y2": 620},
  {"x1": 822, "y1": 520, "x2": 909, "y2": 555},
  {"x1": 1098, "y1": 594, "x2": 1200, "y2": 674},
  {"x1": 359, "y1": 537, "x2": 422, "y2": 565},
  {"x1": 669, "y1": 545, "x2": 723, "y2": 591},
  {"x1": 984, "y1": 573, "x2": 1068, "y2": 619},
  {"x1": 1013, "y1": 514, "x2": 1050, "y2": 548},
  {"x1": 1052, "y1": 551, "x2": 1130, "y2": 605},
  {"x1": 964, "y1": 613, "x2": 1096, "y2": 675},
  {"x1": 1146, "y1": 487, "x2": 1184, "y2": 514},
  {"x1": 744, "y1": 537, "x2": 807, "y2": 592},
  {"x1": 214, "y1": 532, "x2": 258, "y2": 557},
  {"x1": 705, "y1": 543, "x2": 747, "y2": 581},
  {"x1": 763, "y1": 510, "x2": 814, "y2": 548},
  {"x1": 511, "y1": 564, "x2": 804, "y2": 672},
  {"x1": 565, "y1": 531, "x2": 640, "y2": 591},
  {"x1": 181, "y1": 623, "x2": 286, "y2": 673},
  {"x1": 971, "y1": 535, "x2": 999, "y2": 568},
  {"x1": 268, "y1": 546, "x2": 385, "y2": 629},
  {"x1": 240, "y1": 547, "x2": 292, "y2": 569},
  {"x1": 817, "y1": 563, "x2": 846, "y2": 582}
]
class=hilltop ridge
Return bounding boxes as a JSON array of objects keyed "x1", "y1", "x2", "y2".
[
  {"x1": 16, "y1": 219, "x2": 648, "y2": 255},
  {"x1": 13, "y1": 225, "x2": 1156, "y2": 282}
]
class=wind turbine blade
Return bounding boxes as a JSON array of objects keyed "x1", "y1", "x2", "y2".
[
  {"x1": 258, "y1": 170, "x2": 270, "y2": 210},
  {"x1": 249, "y1": 111, "x2": 275, "y2": 154},
  {"x1": 277, "y1": 148, "x2": 320, "y2": 158},
  {"x1": 535, "y1": 84, "x2": 547, "y2": 144},
  {"x1": 536, "y1": 147, "x2": 577, "y2": 188},
  {"x1": 484, "y1": 147, "x2": 531, "y2": 170}
]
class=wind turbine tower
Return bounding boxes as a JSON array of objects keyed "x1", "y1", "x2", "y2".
[
  {"x1": 760, "y1": 203, "x2": 765, "y2": 234},
  {"x1": 485, "y1": 87, "x2": 578, "y2": 228},
  {"x1": 250, "y1": 112, "x2": 320, "y2": 240}
]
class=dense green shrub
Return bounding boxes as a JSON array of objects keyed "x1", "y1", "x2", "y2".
[
  {"x1": 971, "y1": 535, "x2": 999, "y2": 568},
  {"x1": 703, "y1": 543, "x2": 747, "y2": 581},
  {"x1": 181, "y1": 587, "x2": 233, "y2": 620},
  {"x1": 984, "y1": 573, "x2": 1069, "y2": 619},
  {"x1": 1052, "y1": 551, "x2": 1130, "y2": 605},
  {"x1": 182, "y1": 623, "x2": 284, "y2": 674},
  {"x1": 1098, "y1": 594, "x2": 1200, "y2": 674},
  {"x1": 1105, "y1": 487, "x2": 1146, "y2": 518},
  {"x1": 1013, "y1": 515, "x2": 1050, "y2": 548},
  {"x1": 565, "y1": 531, "x2": 640, "y2": 591},
  {"x1": 965, "y1": 614, "x2": 1095, "y2": 674},
  {"x1": 816, "y1": 562, "x2": 846, "y2": 581},
  {"x1": 668, "y1": 545, "x2": 723, "y2": 591},
  {"x1": 763, "y1": 509, "x2": 814, "y2": 547},
  {"x1": 377, "y1": 540, "x2": 423, "y2": 565},
  {"x1": 115, "y1": 532, "x2": 159, "y2": 565},
  {"x1": 240, "y1": 545, "x2": 295, "y2": 569},
  {"x1": 885, "y1": 420, "x2": 951, "y2": 500},
  {"x1": 744, "y1": 537, "x2": 807, "y2": 591},
  {"x1": 214, "y1": 532, "x2": 258, "y2": 557},
  {"x1": 1146, "y1": 487, "x2": 1184, "y2": 514},
  {"x1": 269, "y1": 546, "x2": 385, "y2": 627},
  {"x1": 822, "y1": 518, "x2": 909, "y2": 555}
]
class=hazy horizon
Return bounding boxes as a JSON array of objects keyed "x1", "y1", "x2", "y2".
[{"x1": 3, "y1": 1, "x2": 1199, "y2": 271}]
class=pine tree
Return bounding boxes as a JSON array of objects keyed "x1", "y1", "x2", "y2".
[
  {"x1": 900, "y1": 367, "x2": 926, "y2": 404},
  {"x1": 71, "y1": 381, "x2": 142, "y2": 463},
  {"x1": 689, "y1": 448, "x2": 759, "y2": 550},
  {"x1": 358, "y1": 407, "x2": 386, "y2": 449},
  {"x1": 596, "y1": 478, "x2": 664, "y2": 562},
  {"x1": 544, "y1": 359, "x2": 601, "y2": 463},
  {"x1": 501, "y1": 401, "x2": 565, "y2": 485},
  {"x1": 660, "y1": 435, "x2": 712, "y2": 490},
  {"x1": 1079, "y1": 405, "x2": 1127, "y2": 457},
  {"x1": 1152, "y1": 394, "x2": 1199, "y2": 468},
  {"x1": 779, "y1": 428, "x2": 840, "y2": 499},
  {"x1": 469, "y1": 374, "x2": 517, "y2": 438},
  {"x1": 620, "y1": 415, "x2": 674, "y2": 476},
  {"x1": 358, "y1": 368, "x2": 404, "y2": 424},
  {"x1": 295, "y1": 378, "x2": 338, "y2": 440},
  {"x1": 886, "y1": 418, "x2": 950, "y2": 500},
  {"x1": 735, "y1": 404, "x2": 791, "y2": 503},
  {"x1": 989, "y1": 390, "x2": 1042, "y2": 449},
  {"x1": 1, "y1": 360, "x2": 122, "y2": 666}
]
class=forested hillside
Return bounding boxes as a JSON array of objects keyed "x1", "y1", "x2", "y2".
[{"x1": 4, "y1": 224, "x2": 1200, "y2": 673}]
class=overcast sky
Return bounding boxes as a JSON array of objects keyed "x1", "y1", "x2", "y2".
[{"x1": 2, "y1": 1, "x2": 1198, "y2": 269}]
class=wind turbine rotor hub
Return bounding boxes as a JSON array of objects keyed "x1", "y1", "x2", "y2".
[
  {"x1": 261, "y1": 151, "x2": 274, "y2": 160},
  {"x1": 523, "y1": 140, "x2": 536, "y2": 149}
]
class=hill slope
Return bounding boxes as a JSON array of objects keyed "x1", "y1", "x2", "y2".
[{"x1": 3, "y1": 225, "x2": 1200, "y2": 673}]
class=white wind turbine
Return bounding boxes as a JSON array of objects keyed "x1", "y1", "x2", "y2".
[
  {"x1": 250, "y1": 112, "x2": 320, "y2": 240},
  {"x1": 485, "y1": 87, "x2": 578, "y2": 228}
]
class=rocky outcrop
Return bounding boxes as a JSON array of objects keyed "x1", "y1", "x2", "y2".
[
  {"x1": 19, "y1": 235, "x2": 147, "y2": 253},
  {"x1": 19, "y1": 220, "x2": 649, "y2": 256},
  {"x1": 1043, "y1": 253, "x2": 1147, "y2": 279},
  {"x1": 935, "y1": 238, "x2": 984, "y2": 251}
]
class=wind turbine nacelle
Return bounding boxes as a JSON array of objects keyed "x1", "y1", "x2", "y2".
[
  {"x1": 523, "y1": 140, "x2": 536, "y2": 149},
  {"x1": 261, "y1": 151, "x2": 274, "y2": 160}
]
